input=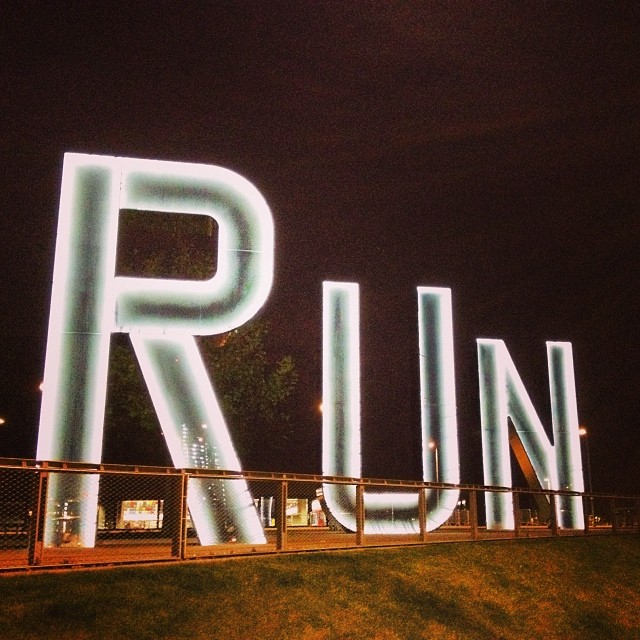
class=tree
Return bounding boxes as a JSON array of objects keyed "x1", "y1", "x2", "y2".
[
  {"x1": 102, "y1": 210, "x2": 298, "y2": 469},
  {"x1": 200, "y1": 322, "x2": 298, "y2": 469}
]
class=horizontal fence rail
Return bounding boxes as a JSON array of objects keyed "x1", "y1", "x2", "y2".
[{"x1": 0, "y1": 458, "x2": 638, "y2": 572}]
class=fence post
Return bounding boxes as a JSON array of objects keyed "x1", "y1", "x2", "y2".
[
  {"x1": 513, "y1": 492, "x2": 521, "y2": 538},
  {"x1": 276, "y1": 480, "x2": 288, "y2": 551},
  {"x1": 549, "y1": 493, "x2": 559, "y2": 536},
  {"x1": 171, "y1": 471, "x2": 188, "y2": 560},
  {"x1": 468, "y1": 490, "x2": 479, "y2": 540},
  {"x1": 27, "y1": 467, "x2": 48, "y2": 566},
  {"x1": 418, "y1": 488, "x2": 427, "y2": 543},
  {"x1": 355, "y1": 482, "x2": 364, "y2": 546}
]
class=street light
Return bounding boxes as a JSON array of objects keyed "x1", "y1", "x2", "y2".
[
  {"x1": 579, "y1": 426, "x2": 594, "y2": 525},
  {"x1": 428, "y1": 440, "x2": 440, "y2": 509},
  {"x1": 428, "y1": 440, "x2": 439, "y2": 484}
]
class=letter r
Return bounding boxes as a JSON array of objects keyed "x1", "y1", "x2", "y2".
[{"x1": 37, "y1": 153, "x2": 273, "y2": 546}]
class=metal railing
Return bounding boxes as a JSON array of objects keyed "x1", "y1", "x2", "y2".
[{"x1": 0, "y1": 457, "x2": 638, "y2": 572}]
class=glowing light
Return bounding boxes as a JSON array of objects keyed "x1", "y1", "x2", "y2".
[
  {"x1": 37, "y1": 153, "x2": 273, "y2": 546},
  {"x1": 477, "y1": 339, "x2": 585, "y2": 530},
  {"x1": 35, "y1": 151, "x2": 590, "y2": 546},
  {"x1": 321, "y1": 282, "x2": 460, "y2": 534}
]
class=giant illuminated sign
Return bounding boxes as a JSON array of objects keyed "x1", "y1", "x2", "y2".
[
  {"x1": 37, "y1": 153, "x2": 586, "y2": 547},
  {"x1": 38, "y1": 154, "x2": 272, "y2": 546}
]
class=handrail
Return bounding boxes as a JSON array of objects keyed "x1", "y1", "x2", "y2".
[{"x1": 0, "y1": 457, "x2": 636, "y2": 500}]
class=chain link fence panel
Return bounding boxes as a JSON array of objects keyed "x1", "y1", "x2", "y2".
[{"x1": 0, "y1": 460, "x2": 638, "y2": 572}]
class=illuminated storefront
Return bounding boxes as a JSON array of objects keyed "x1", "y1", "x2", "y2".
[{"x1": 118, "y1": 500, "x2": 163, "y2": 530}]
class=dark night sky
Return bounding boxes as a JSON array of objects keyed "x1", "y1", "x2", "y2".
[{"x1": 1, "y1": 3, "x2": 638, "y2": 492}]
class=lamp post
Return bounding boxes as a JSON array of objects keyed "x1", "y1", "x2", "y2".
[{"x1": 579, "y1": 426, "x2": 594, "y2": 525}]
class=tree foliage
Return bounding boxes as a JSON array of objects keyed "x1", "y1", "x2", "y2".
[{"x1": 201, "y1": 322, "x2": 298, "y2": 468}]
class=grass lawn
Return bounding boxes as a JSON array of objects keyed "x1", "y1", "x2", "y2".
[{"x1": 1, "y1": 535, "x2": 639, "y2": 639}]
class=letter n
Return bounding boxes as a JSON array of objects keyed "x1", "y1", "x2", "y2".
[{"x1": 477, "y1": 339, "x2": 585, "y2": 530}]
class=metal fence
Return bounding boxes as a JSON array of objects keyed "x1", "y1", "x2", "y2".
[{"x1": 0, "y1": 458, "x2": 638, "y2": 572}]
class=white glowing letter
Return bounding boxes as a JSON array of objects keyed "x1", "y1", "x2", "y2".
[
  {"x1": 322, "y1": 282, "x2": 460, "y2": 533},
  {"x1": 418, "y1": 287, "x2": 461, "y2": 527},
  {"x1": 477, "y1": 339, "x2": 584, "y2": 530},
  {"x1": 38, "y1": 153, "x2": 273, "y2": 546}
]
